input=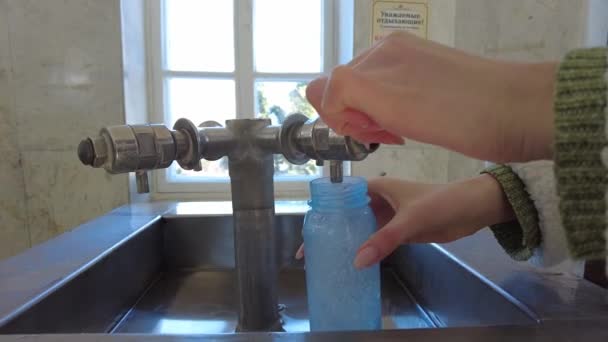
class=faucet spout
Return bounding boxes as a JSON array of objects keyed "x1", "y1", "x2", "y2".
[
  {"x1": 225, "y1": 119, "x2": 281, "y2": 331},
  {"x1": 330, "y1": 160, "x2": 343, "y2": 183}
]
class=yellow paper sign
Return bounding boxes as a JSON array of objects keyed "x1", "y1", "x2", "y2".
[{"x1": 372, "y1": 0, "x2": 428, "y2": 44}]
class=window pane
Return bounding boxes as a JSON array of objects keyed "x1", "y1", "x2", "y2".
[
  {"x1": 254, "y1": 0, "x2": 322, "y2": 73},
  {"x1": 167, "y1": 78, "x2": 236, "y2": 178},
  {"x1": 164, "y1": 0, "x2": 234, "y2": 72},
  {"x1": 167, "y1": 78, "x2": 236, "y2": 124},
  {"x1": 255, "y1": 81, "x2": 317, "y2": 121},
  {"x1": 256, "y1": 81, "x2": 320, "y2": 178}
]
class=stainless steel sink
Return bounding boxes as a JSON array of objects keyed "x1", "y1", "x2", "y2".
[{"x1": 0, "y1": 202, "x2": 607, "y2": 341}]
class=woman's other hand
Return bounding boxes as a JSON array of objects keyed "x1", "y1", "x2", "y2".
[{"x1": 353, "y1": 175, "x2": 515, "y2": 268}]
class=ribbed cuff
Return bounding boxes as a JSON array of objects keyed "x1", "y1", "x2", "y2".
[
  {"x1": 554, "y1": 48, "x2": 608, "y2": 259},
  {"x1": 483, "y1": 165, "x2": 541, "y2": 261}
]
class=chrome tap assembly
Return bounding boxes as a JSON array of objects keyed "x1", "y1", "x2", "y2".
[
  {"x1": 77, "y1": 113, "x2": 378, "y2": 331},
  {"x1": 78, "y1": 114, "x2": 376, "y2": 182}
]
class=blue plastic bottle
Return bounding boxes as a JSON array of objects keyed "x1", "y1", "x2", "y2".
[{"x1": 303, "y1": 176, "x2": 381, "y2": 331}]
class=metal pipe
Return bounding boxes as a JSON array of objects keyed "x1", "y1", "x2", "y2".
[
  {"x1": 226, "y1": 119, "x2": 281, "y2": 332},
  {"x1": 256, "y1": 126, "x2": 281, "y2": 154}
]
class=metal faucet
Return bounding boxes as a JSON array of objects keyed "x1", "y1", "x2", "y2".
[{"x1": 77, "y1": 113, "x2": 378, "y2": 332}]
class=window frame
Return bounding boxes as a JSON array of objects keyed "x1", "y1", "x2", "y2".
[{"x1": 146, "y1": 0, "x2": 341, "y2": 199}]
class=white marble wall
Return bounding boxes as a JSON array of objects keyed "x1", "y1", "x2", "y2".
[
  {"x1": 0, "y1": 0, "x2": 129, "y2": 259},
  {"x1": 447, "y1": 0, "x2": 587, "y2": 180},
  {"x1": 455, "y1": 0, "x2": 586, "y2": 61},
  {"x1": 0, "y1": 0, "x2": 29, "y2": 258},
  {"x1": 351, "y1": 0, "x2": 456, "y2": 182}
]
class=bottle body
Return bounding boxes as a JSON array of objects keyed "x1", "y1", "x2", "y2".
[{"x1": 303, "y1": 177, "x2": 381, "y2": 331}]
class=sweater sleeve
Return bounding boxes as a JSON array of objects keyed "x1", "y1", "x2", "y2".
[
  {"x1": 483, "y1": 162, "x2": 573, "y2": 268},
  {"x1": 482, "y1": 165, "x2": 541, "y2": 261},
  {"x1": 508, "y1": 161, "x2": 571, "y2": 267},
  {"x1": 554, "y1": 48, "x2": 608, "y2": 260},
  {"x1": 485, "y1": 48, "x2": 608, "y2": 265}
]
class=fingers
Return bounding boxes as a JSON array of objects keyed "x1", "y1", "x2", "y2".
[
  {"x1": 356, "y1": 175, "x2": 511, "y2": 269},
  {"x1": 295, "y1": 243, "x2": 304, "y2": 260},
  {"x1": 321, "y1": 66, "x2": 399, "y2": 134},
  {"x1": 343, "y1": 109, "x2": 380, "y2": 129},
  {"x1": 307, "y1": 66, "x2": 407, "y2": 145},
  {"x1": 342, "y1": 110, "x2": 405, "y2": 144},
  {"x1": 367, "y1": 177, "x2": 402, "y2": 210},
  {"x1": 368, "y1": 192, "x2": 395, "y2": 228},
  {"x1": 306, "y1": 72, "x2": 366, "y2": 136},
  {"x1": 308, "y1": 77, "x2": 404, "y2": 145},
  {"x1": 356, "y1": 178, "x2": 441, "y2": 269},
  {"x1": 355, "y1": 178, "x2": 409, "y2": 269},
  {"x1": 354, "y1": 210, "x2": 410, "y2": 269},
  {"x1": 351, "y1": 130, "x2": 405, "y2": 145},
  {"x1": 306, "y1": 76, "x2": 326, "y2": 115}
]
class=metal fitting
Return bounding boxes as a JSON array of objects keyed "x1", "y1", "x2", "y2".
[
  {"x1": 278, "y1": 114, "x2": 310, "y2": 165},
  {"x1": 173, "y1": 118, "x2": 202, "y2": 171},
  {"x1": 292, "y1": 118, "x2": 379, "y2": 162},
  {"x1": 77, "y1": 124, "x2": 176, "y2": 174}
]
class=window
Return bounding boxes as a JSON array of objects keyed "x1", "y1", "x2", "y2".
[{"x1": 147, "y1": 0, "x2": 344, "y2": 196}]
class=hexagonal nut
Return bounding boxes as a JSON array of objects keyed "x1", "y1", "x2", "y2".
[
  {"x1": 311, "y1": 119, "x2": 330, "y2": 150},
  {"x1": 90, "y1": 136, "x2": 109, "y2": 168}
]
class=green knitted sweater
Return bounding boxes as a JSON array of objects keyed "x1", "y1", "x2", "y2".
[{"x1": 486, "y1": 48, "x2": 608, "y2": 261}]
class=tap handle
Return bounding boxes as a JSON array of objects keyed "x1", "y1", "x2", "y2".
[{"x1": 283, "y1": 115, "x2": 379, "y2": 163}]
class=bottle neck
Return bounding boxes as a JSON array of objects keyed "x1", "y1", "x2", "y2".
[{"x1": 308, "y1": 176, "x2": 370, "y2": 212}]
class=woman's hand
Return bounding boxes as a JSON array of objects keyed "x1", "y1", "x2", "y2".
[
  {"x1": 306, "y1": 32, "x2": 557, "y2": 163},
  {"x1": 352, "y1": 175, "x2": 515, "y2": 268},
  {"x1": 296, "y1": 174, "x2": 516, "y2": 268}
]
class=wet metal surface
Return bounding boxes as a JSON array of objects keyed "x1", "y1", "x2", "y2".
[{"x1": 112, "y1": 269, "x2": 432, "y2": 334}]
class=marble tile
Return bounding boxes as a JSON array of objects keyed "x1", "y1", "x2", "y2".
[
  {"x1": 0, "y1": 0, "x2": 17, "y2": 154},
  {"x1": 353, "y1": 146, "x2": 449, "y2": 182},
  {"x1": 22, "y1": 150, "x2": 129, "y2": 246},
  {"x1": 0, "y1": 150, "x2": 29, "y2": 260},
  {"x1": 353, "y1": 0, "x2": 372, "y2": 55},
  {"x1": 0, "y1": 0, "x2": 29, "y2": 260},
  {"x1": 121, "y1": 0, "x2": 148, "y2": 124},
  {"x1": 455, "y1": 0, "x2": 584, "y2": 60},
  {"x1": 428, "y1": 0, "x2": 456, "y2": 45},
  {"x1": 6, "y1": 0, "x2": 125, "y2": 151},
  {"x1": 447, "y1": 151, "x2": 486, "y2": 181}
]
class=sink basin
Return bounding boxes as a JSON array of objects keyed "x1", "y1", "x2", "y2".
[
  {"x1": 111, "y1": 268, "x2": 431, "y2": 334},
  {"x1": 0, "y1": 202, "x2": 606, "y2": 341}
]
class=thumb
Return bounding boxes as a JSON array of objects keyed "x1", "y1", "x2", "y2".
[
  {"x1": 355, "y1": 177, "x2": 408, "y2": 269},
  {"x1": 307, "y1": 73, "x2": 404, "y2": 145},
  {"x1": 353, "y1": 209, "x2": 411, "y2": 269},
  {"x1": 357, "y1": 177, "x2": 437, "y2": 269},
  {"x1": 305, "y1": 76, "x2": 327, "y2": 115}
]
